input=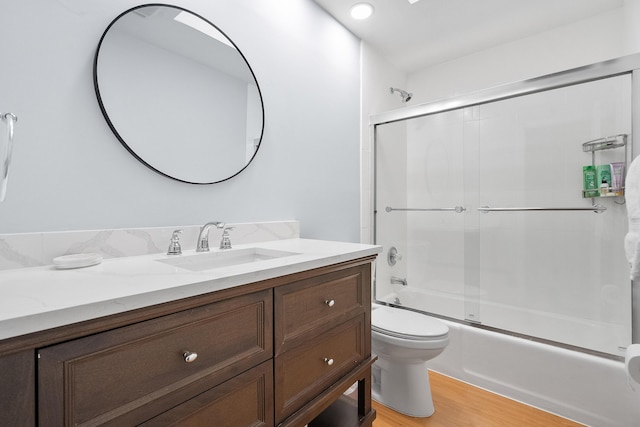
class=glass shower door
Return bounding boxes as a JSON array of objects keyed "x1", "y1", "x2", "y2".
[
  {"x1": 375, "y1": 109, "x2": 468, "y2": 320},
  {"x1": 472, "y1": 75, "x2": 632, "y2": 355},
  {"x1": 374, "y1": 73, "x2": 633, "y2": 357}
]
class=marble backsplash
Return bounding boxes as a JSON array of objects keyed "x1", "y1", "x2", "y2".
[{"x1": 0, "y1": 220, "x2": 300, "y2": 271}]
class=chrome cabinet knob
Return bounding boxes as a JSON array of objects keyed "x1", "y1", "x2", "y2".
[
  {"x1": 183, "y1": 351, "x2": 198, "y2": 363},
  {"x1": 323, "y1": 358, "x2": 334, "y2": 366},
  {"x1": 324, "y1": 299, "x2": 335, "y2": 307}
]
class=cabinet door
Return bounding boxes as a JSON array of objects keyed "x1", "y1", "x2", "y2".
[
  {"x1": 141, "y1": 360, "x2": 273, "y2": 427},
  {"x1": 0, "y1": 350, "x2": 35, "y2": 427},
  {"x1": 38, "y1": 290, "x2": 272, "y2": 426}
]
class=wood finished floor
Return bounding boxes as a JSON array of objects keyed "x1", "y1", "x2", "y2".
[{"x1": 372, "y1": 371, "x2": 585, "y2": 427}]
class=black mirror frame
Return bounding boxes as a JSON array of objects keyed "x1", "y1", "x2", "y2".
[{"x1": 93, "y1": 3, "x2": 265, "y2": 184}]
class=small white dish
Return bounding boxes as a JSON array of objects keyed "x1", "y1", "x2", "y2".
[{"x1": 53, "y1": 253, "x2": 103, "y2": 269}]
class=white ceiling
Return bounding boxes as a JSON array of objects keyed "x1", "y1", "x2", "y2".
[{"x1": 313, "y1": 0, "x2": 624, "y2": 73}]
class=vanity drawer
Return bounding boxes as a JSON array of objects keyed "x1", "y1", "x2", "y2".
[
  {"x1": 275, "y1": 264, "x2": 366, "y2": 354},
  {"x1": 275, "y1": 313, "x2": 365, "y2": 423},
  {"x1": 141, "y1": 360, "x2": 273, "y2": 427},
  {"x1": 38, "y1": 290, "x2": 272, "y2": 427}
]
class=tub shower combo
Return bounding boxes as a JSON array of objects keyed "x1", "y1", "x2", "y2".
[{"x1": 372, "y1": 55, "x2": 640, "y2": 426}]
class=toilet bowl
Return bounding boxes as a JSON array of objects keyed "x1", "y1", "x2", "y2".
[{"x1": 371, "y1": 305, "x2": 449, "y2": 417}]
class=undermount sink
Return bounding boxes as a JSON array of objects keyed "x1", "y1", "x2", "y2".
[{"x1": 156, "y1": 247, "x2": 299, "y2": 272}]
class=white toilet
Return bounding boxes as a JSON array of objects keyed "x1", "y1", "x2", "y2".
[{"x1": 371, "y1": 304, "x2": 449, "y2": 417}]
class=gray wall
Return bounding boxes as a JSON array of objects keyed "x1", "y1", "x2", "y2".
[{"x1": 0, "y1": 0, "x2": 361, "y2": 241}]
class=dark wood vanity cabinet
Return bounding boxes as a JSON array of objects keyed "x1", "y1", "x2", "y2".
[
  {"x1": 0, "y1": 256, "x2": 376, "y2": 427},
  {"x1": 140, "y1": 360, "x2": 274, "y2": 427},
  {"x1": 38, "y1": 290, "x2": 273, "y2": 426},
  {"x1": 274, "y1": 264, "x2": 372, "y2": 425},
  {"x1": 0, "y1": 349, "x2": 36, "y2": 427}
]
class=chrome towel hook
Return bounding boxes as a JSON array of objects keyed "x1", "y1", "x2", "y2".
[{"x1": 0, "y1": 112, "x2": 18, "y2": 203}]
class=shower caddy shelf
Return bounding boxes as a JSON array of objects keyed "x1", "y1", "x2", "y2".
[{"x1": 581, "y1": 134, "x2": 628, "y2": 199}]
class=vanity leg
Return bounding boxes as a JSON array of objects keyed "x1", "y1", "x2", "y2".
[{"x1": 358, "y1": 367, "x2": 375, "y2": 427}]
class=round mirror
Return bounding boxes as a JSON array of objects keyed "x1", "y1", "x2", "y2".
[{"x1": 94, "y1": 4, "x2": 264, "y2": 184}]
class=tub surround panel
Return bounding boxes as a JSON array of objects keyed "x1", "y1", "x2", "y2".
[{"x1": 0, "y1": 221, "x2": 299, "y2": 271}]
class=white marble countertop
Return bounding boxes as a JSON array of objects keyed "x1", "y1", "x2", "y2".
[{"x1": 0, "y1": 238, "x2": 381, "y2": 341}]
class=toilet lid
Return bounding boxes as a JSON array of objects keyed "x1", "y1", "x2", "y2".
[{"x1": 372, "y1": 306, "x2": 448, "y2": 340}]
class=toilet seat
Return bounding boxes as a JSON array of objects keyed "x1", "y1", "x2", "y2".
[{"x1": 372, "y1": 306, "x2": 448, "y2": 340}]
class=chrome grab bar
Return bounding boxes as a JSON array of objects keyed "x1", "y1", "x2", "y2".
[
  {"x1": 385, "y1": 206, "x2": 466, "y2": 213},
  {"x1": 477, "y1": 205, "x2": 606, "y2": 213}
]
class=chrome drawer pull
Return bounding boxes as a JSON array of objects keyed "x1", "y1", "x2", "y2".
[
  {"x1": 324, "y1": 299, "x2": 335, "y2": 307},
  {"x1": 183, "y1": 351, "x2": 198, "y2": 363},
  {"x1": 323, "y1": 358, "x2": 334, "y2": 366}
]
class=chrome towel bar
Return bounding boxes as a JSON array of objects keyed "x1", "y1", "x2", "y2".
[
  {"x1": 477, "y1": 205, "x2": 606, "y2": 213},
  {"x1": 384, "y1": 205, "x2": 607, "y2": 214},
  {"x1": 385, "y1": 206, "x2": 466, "y2": 213}
]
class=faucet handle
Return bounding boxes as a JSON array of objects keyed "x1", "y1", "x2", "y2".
[
  {"x1": 219, "y1": 227, "x2": 234, "y2": 250},
  {"x1": 167, "y1": 229, "x2": 183, "y2": 255}
]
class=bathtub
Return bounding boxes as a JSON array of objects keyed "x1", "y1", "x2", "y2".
[{"x1": 379, "y1": 288, "x2": 640, "y2": 426}]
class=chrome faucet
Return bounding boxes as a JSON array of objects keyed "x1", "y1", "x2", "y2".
[
  {"x1": 390, "y1": 276, "x2": 408, "y2": 286},
  {"x1": 196, "y1": 221, "x2": 225, "y2": 252}
]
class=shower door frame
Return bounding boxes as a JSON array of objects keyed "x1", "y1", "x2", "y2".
[{"x1": 371, "y1": 52, "x2": 640, "y2": 354}]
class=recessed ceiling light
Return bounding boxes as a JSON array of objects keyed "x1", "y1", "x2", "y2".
[
  {"x1": 408, "y1": 0, "x2": 421, "y2": 3},
  {"x1": 350, "y1": 2, "x2": 374, "y2": 20}
]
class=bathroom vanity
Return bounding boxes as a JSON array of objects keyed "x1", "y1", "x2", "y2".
[{"x1": 0, "y1": 238, "x2": 380, "y2": 426}]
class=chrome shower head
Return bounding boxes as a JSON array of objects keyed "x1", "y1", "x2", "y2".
[{"x1": 390, "y1": 87, "x2": 413, "y2": 103}]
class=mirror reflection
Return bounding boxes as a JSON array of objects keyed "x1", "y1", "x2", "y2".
[{"x1": 94, "y1": 5, "x2": 264, "y2": 184}]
